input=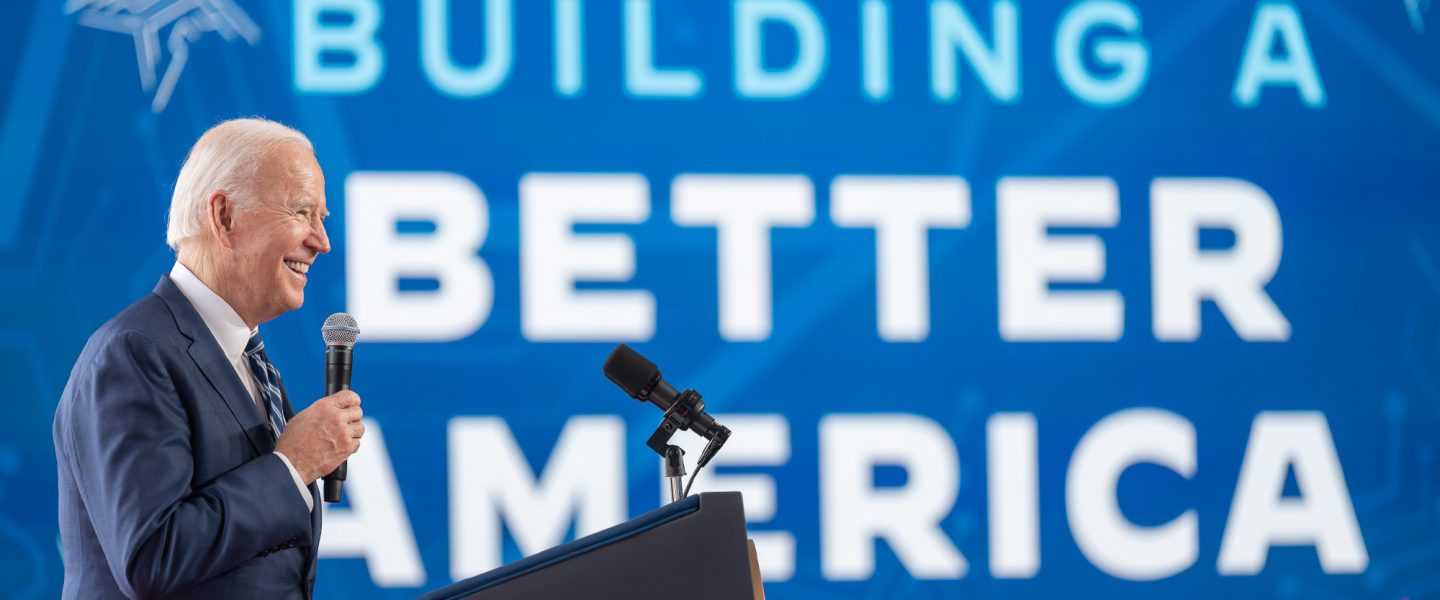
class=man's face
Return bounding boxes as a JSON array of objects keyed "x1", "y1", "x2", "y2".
[{"x1": 226, "y1": 143, "x2": 329, "y2": 325}]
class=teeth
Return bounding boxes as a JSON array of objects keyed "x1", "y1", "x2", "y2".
[{"x1": 284, "y1": 260, "x2": 309, "y2": 274}]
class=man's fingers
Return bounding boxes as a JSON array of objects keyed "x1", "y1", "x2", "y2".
[
  {"x1": 330, "y1": 390, "x2": 360, "y2": 408},
  {"x1": 339, "y1": 406, "x2": 362, "y2": 424},
  {"x1": 351, "y1": 421, "x2": 366, "y2": 439}
]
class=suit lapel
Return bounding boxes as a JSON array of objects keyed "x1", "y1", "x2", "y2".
[{"x1": 153, "y1": 275, "x2": 273, "y2": 456}]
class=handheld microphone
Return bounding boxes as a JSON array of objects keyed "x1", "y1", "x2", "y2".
[
  {"x1": 321, "y1": 313, "x2": 360, "y2": 503},
  {"x1": 603, "y1": 344, "x2": 730, "y2": 469}
]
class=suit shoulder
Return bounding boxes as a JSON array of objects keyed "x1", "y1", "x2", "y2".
[
  {"x1": 75, "y1": 293, "x2": 184, "y2": 366},
  {"x1": 57, "y1": 292, "x2": 186, "y2": 434}
]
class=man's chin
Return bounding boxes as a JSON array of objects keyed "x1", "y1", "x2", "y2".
[{"x1": 277, "y1": 287, "x2": 305, "y2": 314}]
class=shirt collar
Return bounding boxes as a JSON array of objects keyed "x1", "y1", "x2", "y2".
[{"x1": 169, "y1": 261, "x2": 256, "y2": 364}]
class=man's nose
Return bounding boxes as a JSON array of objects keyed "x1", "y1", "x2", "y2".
[{"x1": 309, "y1": 220, "x2": 331, "y2": 254}]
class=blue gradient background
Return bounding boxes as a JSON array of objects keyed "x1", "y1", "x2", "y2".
[{"x1": 2, "y1": 1, "x2": 1439, "y2": 598}]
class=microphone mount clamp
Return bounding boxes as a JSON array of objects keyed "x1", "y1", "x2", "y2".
[{"x1": 646, "y1": 389, "x2": 710, "y2": 503}]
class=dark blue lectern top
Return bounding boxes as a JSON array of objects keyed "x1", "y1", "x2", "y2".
[{"x1": 420, "y1": 495, "x2": 703, "y2": 600}]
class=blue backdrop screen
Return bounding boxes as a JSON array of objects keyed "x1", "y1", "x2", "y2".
[{"x1": 2, "y1": 0, "x2": 1439, "y2": 598}]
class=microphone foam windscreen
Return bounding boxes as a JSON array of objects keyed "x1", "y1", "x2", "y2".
[
  {"x1": 603, "y1": 344, "x2": 659, "y2": 400},
  {"x1": 322, "y1": 313, "x2": 361, "y2": 348}
]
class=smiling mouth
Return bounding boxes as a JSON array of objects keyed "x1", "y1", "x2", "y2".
[{"x1": 284, "y1": 260, "x2": 310, "y2": 275}]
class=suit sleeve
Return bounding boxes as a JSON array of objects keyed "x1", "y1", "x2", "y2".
[{"x1": 58, "y1": 331, "x2": 313, "y2": 599}]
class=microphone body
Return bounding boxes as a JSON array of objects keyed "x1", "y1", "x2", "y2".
[
  {"x1": 325, "y1": 346, "x2": 352, "y2": 396},
  {"x1": 322, "y1": 345, "x2": 351, "y2": 502},
  {"x1": 321, "y1": 313, "x2": 360, "y2": 503}
]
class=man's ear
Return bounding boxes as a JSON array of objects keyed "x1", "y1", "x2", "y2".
[{"x1": 207, "y1": 191, "x2": 236, "y2": 249}]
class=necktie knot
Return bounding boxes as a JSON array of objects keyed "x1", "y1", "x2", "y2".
[{"x1": 245, "y1": 331, "x2": 265, "y2": 357}]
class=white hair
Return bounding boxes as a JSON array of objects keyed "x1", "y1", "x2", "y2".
[{"x1": 166, "y1": 117, "x2": 314, "y2": 250}]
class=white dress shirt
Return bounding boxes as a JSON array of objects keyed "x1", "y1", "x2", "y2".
[{"x1": 170, "y1": 262, "x2": 314, "y2": 512}]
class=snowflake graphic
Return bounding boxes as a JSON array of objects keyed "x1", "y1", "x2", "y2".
[{"x1": 66, "y1": 0, "x2": 261, "y2": 113}]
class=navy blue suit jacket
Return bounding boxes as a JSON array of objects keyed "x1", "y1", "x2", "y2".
[{"x1": 54, "y1": 275, "x2": 322, "y2": 599}]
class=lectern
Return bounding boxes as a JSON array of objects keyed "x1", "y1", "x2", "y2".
[{"x1": 420, "y1": 492, "x2": 762, "y2": 600}]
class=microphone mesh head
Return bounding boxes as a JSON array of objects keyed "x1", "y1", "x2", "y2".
[
  {"x1": 603, "y1": 344, "x2": 659, "y2": 400},
  {"x1": 322, "y1": 313, "x2": 360, "y2": 348}
]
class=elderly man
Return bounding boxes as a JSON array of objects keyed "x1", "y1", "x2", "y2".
[{"x1": 54, "y1": 118, "x2": 363, "y2": 599}]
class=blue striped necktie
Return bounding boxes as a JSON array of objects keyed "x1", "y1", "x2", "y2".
[{"x1": 243, "y1": 332, "x2": 288, "y2": 440}]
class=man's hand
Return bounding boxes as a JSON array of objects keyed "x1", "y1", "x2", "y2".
[{"x1": 274, "y1": 390, "x2": 364, "y2": 483}]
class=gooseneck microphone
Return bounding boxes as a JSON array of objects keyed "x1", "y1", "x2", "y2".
[
  {"x1": 321, "y1": 313, "x2": 360, "y2": 503},
  {"x1": 603, "y1": 344, "x2": 730, "y2": 470}
]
